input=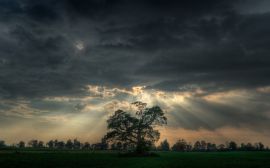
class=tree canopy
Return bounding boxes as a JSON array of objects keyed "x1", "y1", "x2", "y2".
[
  {"x1": 158, "y1": 139, "x2": 170, "y2": 151},
  {"x1": 104, "y1": 101, "x2": 167, "y2": 154}
]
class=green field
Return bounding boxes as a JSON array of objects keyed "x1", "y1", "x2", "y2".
[{"x1": 0, "y1": 151, "x2": 270, "y2": 168}]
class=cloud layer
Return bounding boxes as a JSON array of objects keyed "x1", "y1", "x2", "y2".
[{"x1": 0, "y1": 0, "x2": 270, "y2": 145}]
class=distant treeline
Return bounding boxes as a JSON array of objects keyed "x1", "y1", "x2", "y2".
[
  {"x1": 0, "y1": 139, "x2": 268, "y2": 152},
  {"x1": 158, "y1": 139, "x2": 268, "y2": 152}
]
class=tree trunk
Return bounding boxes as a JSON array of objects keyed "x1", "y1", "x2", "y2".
[{"x1": 136, "y1": 128, "x2": 143, "y2": 154}]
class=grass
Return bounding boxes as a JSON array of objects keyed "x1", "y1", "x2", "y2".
[{"x1": 0, "y1": 150, "x2": 270, "y2": 168}]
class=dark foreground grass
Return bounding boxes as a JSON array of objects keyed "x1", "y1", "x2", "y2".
[{"x1": 0, "y1": 150, "x2": 270, "y2": 168}]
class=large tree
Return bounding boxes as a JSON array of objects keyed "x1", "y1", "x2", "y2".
[
  {"x1": 158, "y1": 139, "x2": 170, "y2": 151},
  {"x1": 104, "y1": 101, "x2": 167, "y2": 154}
]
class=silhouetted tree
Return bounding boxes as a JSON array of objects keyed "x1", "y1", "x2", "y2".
[
  {"x1": 66, "y1": 139, "x2": 73, "y2": 149},
  {"x1": 55, "y1": 141, "x2": 65, "y2": 149},
  {"x1": 0, "y1": 140, "x2": 6, "y2": 148},
  {"x1": 240, "y1": 142, "x2": 254, "y2": 151},
  {"x1": 186, "y1": 143, "x2": 193, "y2": 151},
  {"x1": 252, "y1": 142, "x2": 265, "y2": 151},
  {"x1": 218, "y1": 144, "x2": 226, "y2": 151},
  {"x1": 28, "y1": 140, "x2": 39, "y2": 148},
  {"x1": 228, "y1": 141, "x2": 237, "y2": 151},
  {"x1": 258, "y1": 142, "x2": 264, "y2": 151},
  {"x1": 82, "y1": 142, "x2": 91, "y2": 149},
  {"x1": 47, "y1": 140, "x2": 54, "y2": 148},
  {"x1": 38, "y1": 141, "x2": 44, "y2": 148},
  {"x1": 28, "y1": 140, "x2": 44, "y2": 148},
  {"x1": 18, "y1": 141, "x2": 25, "y2": 148},
  {"x1": 240, "y1": 143, "x2": 245, "y2": 150},
  {"x1": 207, "y1": 142, "x2": 217, "y2": 151},
  {"x1": 247, "y1": 143, "x2": 255, "y2": 150},
  {"x1": 200, "y1": 140, "x2": 207, "y2": 151},
  {"x1": 73, "y1": 139, "x2": 81, "y2": 149},
  {"x1": 104, "y1": 101, "x2": 167, "y2": 154},
  {"x1": 158, "y1": 139, "x2": 170, "y2": 151},
  {"x1": 54, "y1": 139, "x2": 59, "y2": 148},
  {"x1": 172, "y1": 139, "x2": 188, "y2": 151},
  {"x1": 193, "y1": 141, "x2": 201, "y2": 151},
  {"x1": 91, "y1": 138, "x2": 108, "y2": 151}
]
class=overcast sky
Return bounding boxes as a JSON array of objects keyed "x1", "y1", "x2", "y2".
[{"x1": 0, "y1": 0, "x2": 270, "y2": 146}]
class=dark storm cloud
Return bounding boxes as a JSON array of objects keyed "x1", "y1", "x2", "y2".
[
  {"x1": 1, "y1": 0, "x2": 270, "y2": 98},
  {"x1": 1, "y1": 0, "x2": 270, "y2": 134}
]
